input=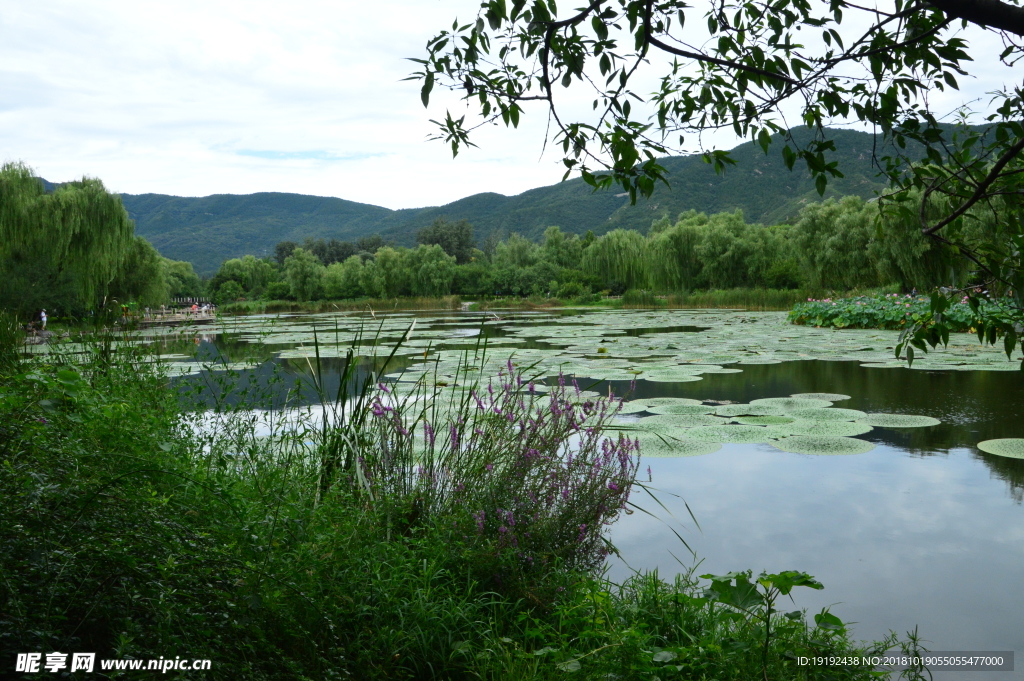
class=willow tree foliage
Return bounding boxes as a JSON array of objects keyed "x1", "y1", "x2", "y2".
[
  {"x1": 583, "y1": 229, "x2": 648, "y2": 289},
  {"x1": 0, "y1": 162, "x2": 135, "y2": 313},
  {"x1": 406, "y1": 244, "x2": 458, "y2": 296},
  {"x1": 284, "y1": 248, "x2": 325, "y2": 302},
  {"x1": 107, "y1": 237, "x2": 169, "y2": 307},
  {"x1": 323, "y1": 256, "x2": 366, "y2": 299},
  {"x1": 412, "y1": 0, "x2": 1024, "y2": 324}
]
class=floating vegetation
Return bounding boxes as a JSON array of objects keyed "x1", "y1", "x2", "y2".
[
  {"x1": 770, "y1": 436, "x2": 876, "y2": 455},
  {"x1": 646, "y1": 404, "x2": 717, "y2": 415},
  {"x1": 629, "y1": 432, "x2": 722, "y2": 457},
  {"x1": 791, "y1": 392, "x2": 851, "y2": 402},
  {"x1": 976, "y1": 439, "x2": 1024, "y2": 459},
  {"x1": 637, "y1": 414, "x2": 727, "y2": 428},
  {"x1": 642, "y1": 397, "x2": 705, "y2": 407},
  {"x1": 734, "y1": 415, "x2": 796, "y2": 426},
  {"x1": 750, "y1": 397, "x2": 834, "y2": 410},
  {"x1": 677, "y1": 424, "x2": 776, "y2": 444},
  {"x1": 714, "y1": 404, "x2": 787, "y2": 417},
  {"x1": 858, "y1": 413, "x2": 942, "y2": 428},
  {"x1": 782, "y1": 420, "x2": 874, "y2": 438},
  {"x1": 788, "y1": 407, "x2": 867, "y2": 422}
]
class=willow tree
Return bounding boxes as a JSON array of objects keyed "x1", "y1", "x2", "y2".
[
  {"x1": 0, "y1": 162, "x2": 134, "y2": 314},
  {"x1": 107, "y1": 237, "x2": 170, "y2": 307},
  {"x1": 582, "y1": 229, "x2": 647, "y2": 290}
]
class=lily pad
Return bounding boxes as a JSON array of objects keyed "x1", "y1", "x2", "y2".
[
  {"x1": 714, "y1": 403, "x2": 787, "y2": 417},
  {"x1": 633, "y1": 433, "x2": 722, "y2": 457},
  {"x1": 770, "y1": 436, "x2": 876, "y2": 455},
  {"x1": 857, "y1": 413, "x2": 941, "y2": 428},
  {"x1": 615, "y1": 400, "x2": 652, "y2": 415},
  {"x1": 791, "y1": 392, "x2": 851, "y2": 402},
  {"x1": 977, "y1": 439, "x2": 1024, "y2": 459},
  {"x1": 788, "y1": 408, "x2": 867, "y2": 422},
  {"x1": 734, "y1": 415, "x2": 796, "y2": 426},
  {"x1": 637, "y1": 414, "x2": 727, "y2": 428},
  {"x1": 750, "y1": 397, "x2": 833, "y2": 410},
  {"x1": 782, "y1": 420, "x2": 874, "y2": 437},
  {"x1": 642, "y1": 397, "x2": 705, "y2": 407},
  {"x1": 646, "y1": 404, "x2": 717, "y2": 415},
  {"x1": 678, "y1": 424, "x2": 775, "y2": 444}
]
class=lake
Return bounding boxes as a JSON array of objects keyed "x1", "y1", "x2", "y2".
[{"x1": 141, "y1": 307, "x2": 1024, "y2": 680}]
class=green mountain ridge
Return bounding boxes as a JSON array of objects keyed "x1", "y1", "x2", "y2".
[{"x1": 119, "y1": 128, "x2": 892, "y2": 274}]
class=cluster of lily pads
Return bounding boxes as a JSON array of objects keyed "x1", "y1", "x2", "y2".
[
  {"x1": 36, "y1": 309, "x2": 1018, "y2": 460},
  {"x1": 607, "y1": 392, "x2": 942, "y2": 457},
  {"x1": 62, "y1": 308, "x2": 1021, "y2": 379}
]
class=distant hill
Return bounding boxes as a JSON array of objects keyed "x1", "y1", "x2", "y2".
[{"x1": 119, "y1": 127, "x2": 892, "y2": 274}]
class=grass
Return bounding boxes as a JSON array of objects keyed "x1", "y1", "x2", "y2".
[
  {"x1": 0, "y1": 319, "x2": 927, "y2": 680},
  {"x1": 665, "y1": 288, "x2": 811, "y2": 311}
]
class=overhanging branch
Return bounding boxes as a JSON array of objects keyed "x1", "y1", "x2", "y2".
[{"x1": 927, "y1": 0, "x2": 1024, "y2": 37}]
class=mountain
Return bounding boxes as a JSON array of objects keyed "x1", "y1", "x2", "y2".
[{"x1": 121, "y1": 127, "x2": 892, "y2": 274}]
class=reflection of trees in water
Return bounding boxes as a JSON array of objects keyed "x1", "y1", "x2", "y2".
[{"x1": 976, "y1": 453, "x2": 1024, "y2": 504}]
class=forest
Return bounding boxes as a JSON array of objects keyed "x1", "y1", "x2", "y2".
[
  {"x1": 0, "y1": 160, "x2": 998, "y2": 317},
  {"x1": 205, "y1": 195, "x2": 983, "y2": 305}
]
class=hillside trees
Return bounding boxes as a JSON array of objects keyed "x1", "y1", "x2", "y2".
[{"x1": 417, "y1": 218, "x2": 476, "y2": 264}]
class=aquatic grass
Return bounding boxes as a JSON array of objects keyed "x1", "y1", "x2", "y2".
[{"x1": 666, "y1": 288, "x2": 810, "y2": 311}]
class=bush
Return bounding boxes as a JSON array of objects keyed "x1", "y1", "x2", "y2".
[
  {"x1": 622, "y1": 288, "x2": 660, "y2": 307},
  {"x1": 262, "y1": 281, "x2": 293, "y2": 300},
  {"x1": 788, "y1": 293, "x2": 1018, "y2": 330}
]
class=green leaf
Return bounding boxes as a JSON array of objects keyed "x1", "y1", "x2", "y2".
[
  {"x1": 420, "y1": 72, "x2": 434, "y2": 107},
  {"x1": 556, "y1": 658, "x2": 581, "y2": 672},
  {"x1": 814, "y1": 610, "x2": 846, "y2": 631}
]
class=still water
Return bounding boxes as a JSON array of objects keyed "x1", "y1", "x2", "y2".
[{"x1": 173, "y1": 309, "x2": 1023, "y2": 680}]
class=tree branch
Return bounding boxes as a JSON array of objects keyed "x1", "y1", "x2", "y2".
[
  {"x1": 927, "y1": 0, "x2": 1024, "y2": 37},
  {"x1": 922, "y1": 134, "x2": 1024, "y2": 235}
]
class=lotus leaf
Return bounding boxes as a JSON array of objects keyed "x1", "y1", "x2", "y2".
[
  {"x1": 781, "y1": 420, "x2": 874, "y2": 437},
  {"x1": 642, "y1": 397, "x2": 705, "y2": 406},
  {"x1": 750, "y1": 397, "x2": 833, "y2": 410},
  {"x1": 646, "y1": 404, "x2": 717, "y2": 415},
  {"x1": 714, "y1": 404, "x2": 787, "y2": 417},
  {"x1": 734, "y1": 415, "x2": 796, "y2": 426},
  {"x1": 791, "y1": 392, "x2": 851, "y2": 402},
  {"x1": 788, "y1": 408, "x2": 866, "y2": 421},
  {"x1": 637, "y1": 414, "x2": 726, "y2": 428},
  {"x1": 633, "y1": 433, "x2": 722, "y2": 457},
  {"x1": 770, "y1": 436, "x2": 876, "y2": 455},
  {"x1": 857, "y1": 413, "x2": 941, "y2": 428},
  {"x1": 678, "y1": 424, "x2": 775, "y2": 444},
  {"x1": 976, "y1": 439, "x2": 1024, "y2": 459}
]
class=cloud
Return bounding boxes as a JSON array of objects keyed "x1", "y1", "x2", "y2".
[
  {"x1": 235, "y1": 150, "x2": 386, "y2": 162},
  {"x1": 0, "y1": 1, "x2": 1015, "y2": 210}
]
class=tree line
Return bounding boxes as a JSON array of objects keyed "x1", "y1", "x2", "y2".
[
  {"x1": 207, "y1": 196, "x2": 979, "y2": 304},
  {"x1": 0, "y1": 162, "x2": 201, "y2": 319}
]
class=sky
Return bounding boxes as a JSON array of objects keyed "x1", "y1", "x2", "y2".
[{"x1": 0, "y1": 1, "x2": 1014, "y2": 209}]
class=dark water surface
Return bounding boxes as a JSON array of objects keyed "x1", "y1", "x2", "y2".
[{"x1": 196, "y1": 310, "x2": 1023, "y2": 679}]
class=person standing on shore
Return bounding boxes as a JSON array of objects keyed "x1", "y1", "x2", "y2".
[{"x1": 40, "y1": 310, "x2": 47, "y2": 330}]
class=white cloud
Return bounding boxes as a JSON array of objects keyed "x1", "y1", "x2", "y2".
[{"x1": 0, "y1": 1, "x2": 1015, "y2": 209}]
